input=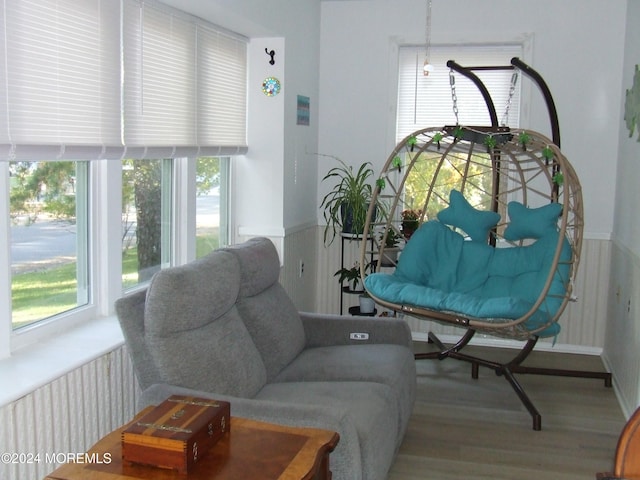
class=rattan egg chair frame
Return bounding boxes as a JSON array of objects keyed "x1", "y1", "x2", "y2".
[{"x1": 360, "y1": 58, "x2": 611, "y2": 430}]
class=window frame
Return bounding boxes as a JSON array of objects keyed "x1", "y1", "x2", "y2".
[{"x1": 2, "y1": 155, "x2": 232, "y2": 356}]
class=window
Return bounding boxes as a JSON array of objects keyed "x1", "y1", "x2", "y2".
[
  {"x1": 122, "y1": 159, "x2": 173, "y2": 291},
  {"x1": 0, "y1": 0, "x2": 246, "y2": 353},
  {"x1": 396, "y1": 44, "x2": 522, "y2": 142},
  {"x1": 9, "y1": 161, "x2": 89, "y2": 330},
  {"x1": 397, "y1": 44, "x2": 523, "y2": 215},
  {"x1": 196, "y1": 157, "x2": 230, "y2": 258}
]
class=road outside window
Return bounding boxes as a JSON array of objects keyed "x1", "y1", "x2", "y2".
[{"x1": 9, "y1": 161, "x2": 89, "y2": 330}]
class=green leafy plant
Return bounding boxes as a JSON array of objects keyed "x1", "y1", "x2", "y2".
[
  {"x1": 379, "y1": 227, "x2": 400, "y2": 248},
  {"x1": 334, "y1": 262, "x2": 364, "y2": 292},
  {"x1": 320, "y1": 157, "x2": 375, "y2": 245},
  {"x1": 401, "y1": 209, "x2": 421, "y2": 239}
]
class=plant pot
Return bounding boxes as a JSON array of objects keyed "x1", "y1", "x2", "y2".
[
  {"x1": 341, "y1": 203, "x2": 376, "y2": 236},
  {"x1": 401, "y1": 220, "x2": 419, "y2": 239},
  {"x1": 359, "y1": 295, "x2": 375, "y2": 314},
  {"x1": 380, "y1": 248, "x2": 398, "y2": 266}
]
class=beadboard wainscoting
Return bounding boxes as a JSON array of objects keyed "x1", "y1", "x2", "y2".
[
  {"x1": 603, "y1": 239, "x2": 640, "y2": 418},
  {"x1": 0, "y1": 345, "x2": 139, "y2": 480},
  {"x1": 281, "y1": 227, "x2": 319, "y2": 312}
]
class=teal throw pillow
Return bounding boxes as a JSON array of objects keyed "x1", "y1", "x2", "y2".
[
  {"x1": 504, "y1": 201, "x2": 562, "y2": 240},
  {"x1": 437, "y1": 190, "x2": 500, "y2": 243}
]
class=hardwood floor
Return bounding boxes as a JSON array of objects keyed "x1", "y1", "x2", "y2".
[{"x1": 387, "y1": 341, "x2": 626, "y2": 480}]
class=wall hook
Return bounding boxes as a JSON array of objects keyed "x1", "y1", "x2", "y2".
[{"x1": 265, "y1": 48, "x2": 275, "y2": 65}]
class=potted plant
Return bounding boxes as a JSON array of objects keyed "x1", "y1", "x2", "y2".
[
  {"x1": 401, "y1": 209, "x2": 421, "y2": 239},
  {"x1": 358, "y1": 290, "x2": 376, "y2": 314},
  {"x1": 334, "y1": 262, "x2": 363, "y2": 292},
  {"x1": 320, "y1": 157, "x2": 375, "y2": 245},
  {"x1": 379, "y1": 227, "x2": 401, "y2": 266}
]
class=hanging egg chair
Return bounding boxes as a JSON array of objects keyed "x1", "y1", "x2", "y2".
[{"x1": 360, "y1": 58, "x2": 611, "y2": 430}]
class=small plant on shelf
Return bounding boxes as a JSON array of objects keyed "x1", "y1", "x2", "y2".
[
  {"x1": 401, "y1": 209, "x2": 421, "y2": 239},
  {"x1": 380, "y1": 227, "x2": 400, "y2": 248},
  {"x1": 379, "y1": 227, "x2": 401, "y2": 265},
  {"x1": 334, "y1": 262, "x2": 367, "y2": 292}
]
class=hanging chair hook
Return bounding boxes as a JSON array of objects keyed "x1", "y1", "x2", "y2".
[{"x1": 265, "y1": 48, "x2": 275, "y2": 65}]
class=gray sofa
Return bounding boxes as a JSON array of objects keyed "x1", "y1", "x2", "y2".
[{"x1": 116, "y1": 237, "x2": 416, "y2": 480}]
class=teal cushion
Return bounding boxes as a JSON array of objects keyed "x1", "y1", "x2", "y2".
[
  {"x1": 437, "y1": 190, "x2": 500, "y2": 243},
  {"x1": 504, "y1": 201, "x2": 562, "y2": 240},
  {"x1": 393, "y1": 221, "x2": 463, "y2": 291},
  {"x1": 364, "y1": 219, "x2": 570, "y2": 338}
]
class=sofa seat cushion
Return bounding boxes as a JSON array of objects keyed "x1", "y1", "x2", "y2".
[
  {"x1": 273, "y1": 344, "x2": 415, "y2": 437},
  {"x1": 256, "y1": 381, "x2": 399, "y2": 480}
]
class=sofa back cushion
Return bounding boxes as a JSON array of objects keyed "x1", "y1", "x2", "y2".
[
  {"x1": 224, "y1": 238, "x2": 306, "y2": 381},
  {"x1": 115, "y1": 289, "x2": 159, "y2": 391},
  {"x1": 144, "y1": 250, "x2": 267, "y2": 398}
]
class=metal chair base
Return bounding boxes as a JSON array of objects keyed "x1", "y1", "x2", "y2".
[{"x1": 415, "y1": 330, "x2": 613, "y2": 431}]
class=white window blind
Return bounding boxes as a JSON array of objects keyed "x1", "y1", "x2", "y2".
[
  {"x1": 0, "y1": 0, "x2": 248, "y2": 161},
  {"x1": 197, "y1": 25, "x2": 248, "y2": 148},
  {"x1": 0, "y1": 0, "x2": 121, "y2": 160},
  {"x1": 396, "y1": 44, "x2": 522, "y2": 142},
  {"x1": 123, "y1": 0, "x2": 248, "y2": 156}
]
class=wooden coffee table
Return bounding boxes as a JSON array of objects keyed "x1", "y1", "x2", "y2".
[{"x1": 45, "y1": 407, "x2": 339, "y2": 480}]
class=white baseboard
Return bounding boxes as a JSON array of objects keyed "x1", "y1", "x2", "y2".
[{"x1": 411, "y1": 331, "x2": 604, "y2": 356}]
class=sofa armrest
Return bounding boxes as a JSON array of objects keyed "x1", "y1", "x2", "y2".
[{"x1": 299, "y1": 311, "x2": 413, "y2": 348}]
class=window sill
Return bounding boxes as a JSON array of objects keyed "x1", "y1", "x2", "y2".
[{"x1": 0, "y1": 316, "x2": 124, "y2": 408}]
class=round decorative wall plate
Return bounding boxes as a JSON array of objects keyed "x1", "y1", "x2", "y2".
[{"x1": 262, "y1": 77, "x2": 281, "y2": 97}]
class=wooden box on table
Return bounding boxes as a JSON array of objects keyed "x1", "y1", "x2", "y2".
[{"x1": 121, "y1": 395, "x2": 230, "y2": 474}]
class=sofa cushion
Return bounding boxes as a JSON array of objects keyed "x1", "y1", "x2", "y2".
[
  {"x1": 144, "y1": 250, "x2": 267, "y2": 398},
  {"x1": 504, "y1": 201, "x2": 562, "y2": 240},
  {"x1": 256, "y1": 381, "x2": 399, "y2": 480},
  {"x1": 224, "y1": 238, "x2": 307, "y2": 381},
  {"x1": 437, "y1": 189, "x2": 501, "y2": 242},
  {"x1": 273, "y1": 344, "x2": 415, "y2": 439}
]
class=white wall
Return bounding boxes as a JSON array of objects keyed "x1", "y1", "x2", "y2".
[
  {"x1": 613, "y1": 0, "x2": 640, "y2": 256},
  {"x1": 161, "y1": 0, "x2": 322, "y2": 239},
  {"x1": 604, "y1": 0, "x2": 640, "y2": 417}
]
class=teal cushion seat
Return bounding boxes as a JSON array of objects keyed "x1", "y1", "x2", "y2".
[{"x1": 365, "y1": 219, "x2": 570, "y2": 337}]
